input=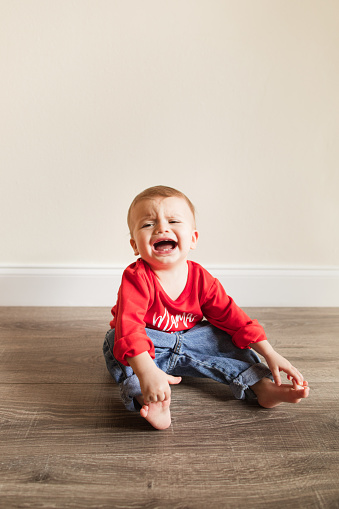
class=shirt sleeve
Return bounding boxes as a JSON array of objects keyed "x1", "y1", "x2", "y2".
[
  {"x1": 201, "y1": 278, "x2": 267, "y2": 348},
  {"x1": 111, "y1": 265, "x2": 156, "y2": 365}
]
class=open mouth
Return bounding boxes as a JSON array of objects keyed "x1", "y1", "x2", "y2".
[{"x1": 153, "y1": 240, "x2": 178, "y2": 253}]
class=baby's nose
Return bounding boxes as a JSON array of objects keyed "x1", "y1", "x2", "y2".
[{"x1": 156, "y1": 220, "x2": 169, "y2": 234}]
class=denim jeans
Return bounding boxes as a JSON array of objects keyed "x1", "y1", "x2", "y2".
[{"x1": 103, "y1": 321, "x2": 272, "y2": 412}]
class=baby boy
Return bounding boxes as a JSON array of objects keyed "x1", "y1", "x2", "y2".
[{"x1": 103, "y1": 186, "x2": 309, "y2": 429}]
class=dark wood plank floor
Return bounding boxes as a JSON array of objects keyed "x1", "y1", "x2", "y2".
[{"x1": 0, "y1": 307, "x2": 338, "y2": 509}]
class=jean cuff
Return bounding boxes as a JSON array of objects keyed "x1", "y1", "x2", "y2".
[
  {"x1": 119, "y1": 374, "x2": 143, "y2": 412},
  {"x1": 229, "y1": 363, "x2": 273, "y2": 400}
]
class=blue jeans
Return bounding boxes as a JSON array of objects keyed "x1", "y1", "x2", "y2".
[{"x1": 103, "y1": 322, "x2": 272, "y2": 412}]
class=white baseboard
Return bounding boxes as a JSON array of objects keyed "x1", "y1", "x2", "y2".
[{"x1": 0, "y1": 266, "x2": 338, "y2": 307}]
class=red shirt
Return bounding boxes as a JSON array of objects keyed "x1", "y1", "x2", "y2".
[{"x1": 111, "y1": 259, "x2": 266, "y2": 365}]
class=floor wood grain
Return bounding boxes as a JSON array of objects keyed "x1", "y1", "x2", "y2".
[{"x1": 0, "y1": 307, "x2": 338, "y2": 509}]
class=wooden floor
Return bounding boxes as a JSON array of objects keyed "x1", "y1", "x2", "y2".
[{"x1": 0, "y1": 307, "x2": 338, "y2": 509}]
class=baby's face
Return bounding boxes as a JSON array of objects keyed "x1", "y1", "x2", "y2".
[{"x1": 129, "y1": 196, "x2": 198, "y2": 271}]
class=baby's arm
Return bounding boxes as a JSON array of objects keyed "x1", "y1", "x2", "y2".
[
  {"x1": 126, "y1": 352, "x2": 181, "y2": 403},
  {"x1": 250, "y1": 340, "x2": 305, "y2": 386}
]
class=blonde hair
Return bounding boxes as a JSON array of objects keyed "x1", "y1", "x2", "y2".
[{"x1": 127, "y1": 185, "x2": 196, "y2": 233}]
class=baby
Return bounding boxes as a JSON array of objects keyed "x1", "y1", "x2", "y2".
[{"x1": 103, "y1": 185, "x2": 309, "y2": 429}]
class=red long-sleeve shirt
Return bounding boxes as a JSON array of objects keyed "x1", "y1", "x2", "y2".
[{"x1": 111, "y1": 259, "x2": 266, "y2": 365}]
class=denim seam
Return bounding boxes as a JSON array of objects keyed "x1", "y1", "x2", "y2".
[
  {"x1": 103, "y1": 337, "x2": 130, "y2": 383},
  {"x1": 168, "y1": 333, "x2": 183, "y2": 372}
]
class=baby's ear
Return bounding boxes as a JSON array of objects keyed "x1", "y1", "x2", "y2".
[
  {"x1": 130, "y1": 238, "x2": 139, "y2": 256},
  {"x1": 190, "y1": 230, "x2": 199, "y2": 250}
]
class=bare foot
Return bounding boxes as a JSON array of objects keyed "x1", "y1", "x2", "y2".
[
  {"x1": 252, "y1": 378, "x2": 310, "y2": 409},
  {"x1": 136, "y1": 397, "x2": 172, "y2": 430}
]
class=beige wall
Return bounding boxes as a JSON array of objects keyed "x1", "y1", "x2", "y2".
[{"x1": 1, "y1": 0, "x2": 338, "y2": 269}]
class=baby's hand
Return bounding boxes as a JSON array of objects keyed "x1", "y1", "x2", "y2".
[
  {"x1": 126, "y1": 351, "x2": 181, "y2": 403},
  {"x1": 250, "y1": 340, "x2": 305, "y2": 386},
  {"x1": 139, "y1": 366, "x2": 181, "y2": 404},
  {"x1": 264, "y1": 350, "x2": 304, "y2": 386}
]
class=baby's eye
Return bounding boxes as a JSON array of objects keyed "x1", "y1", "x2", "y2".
[
  {"x1": 141, "y1": 223, "x2": 154, "y2": 228},
  {"x1": 169, "y1": 220, "x2": 180, "y2": 224}
]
